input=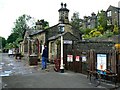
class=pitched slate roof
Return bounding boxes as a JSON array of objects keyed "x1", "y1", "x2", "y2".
[
  {"x1": 107, "y1": 5, "x2": 120, "y2": 11},
  {"x1": 30, "y1": 30, "x2": 44, "y2": 36},
  {"x1": 48, "y1": 32, "x2": 79, "y2": 41},
  {"x1": 48, "y1": 23, "x2": 82, "y2": 38}
]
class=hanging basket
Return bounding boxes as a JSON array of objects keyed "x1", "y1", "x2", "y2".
[
  {"x1": 115, "y1": 44, "x2": 120, "y2": 49},
  {"x1": 115, "y1": 44, "x2": 120, "y2": 53}
]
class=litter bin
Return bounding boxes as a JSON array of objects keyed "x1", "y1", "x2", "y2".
[
  {"x1": 54, "y1": 59, "x2": 60, "y2": 72},
  {"x1": 29, "y1": 54, "x2": 38, "y2": 65}
]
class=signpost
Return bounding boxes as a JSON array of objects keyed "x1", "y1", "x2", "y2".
[{"x1": 64, "y1": 40, "x2": 72, "y2": 44}]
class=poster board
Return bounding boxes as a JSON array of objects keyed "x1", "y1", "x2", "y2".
[
  {"x1": 75, "y1": 56, "x2": 80, "y2": 61},
  {"x1": 67, "y1": 55, "x2": 73, "y2": 62},
  {"x1": 82, "y1": 56, "x2": 87, "y2": 62},
  {"x1": 97, "y1": 54, "x2": 107, "y2": 70}
]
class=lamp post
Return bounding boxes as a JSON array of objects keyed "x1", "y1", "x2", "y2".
[{"x1": 58, "y1": 23, "x2": 65, "y2": 73}]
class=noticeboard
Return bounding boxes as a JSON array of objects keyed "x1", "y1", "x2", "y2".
[
  {"x1": 97, "y1": 54, "x2": 107, "y2": 70},
  {"x1": 82, "y1": 56, "x2": 87, "y2": 62},
  {"x1": 67, "y1": 55, "x2": 73, "y2": 62},
  {"x1": 76, "y1": 56, "x2": 80, "y2": 61}
]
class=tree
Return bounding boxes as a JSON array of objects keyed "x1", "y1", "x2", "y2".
[
  {"x1": 82, "y1": 28, "x2": 91, "y2": 35},
  {"x1": 0, "y1": 36, "x2": 6, "y2": 49},
  {"x1": 7, "y1": 33, "x2": 19, "y2": 44},
  {"x1": 97, "y1": 10, "x2": 107, "y2": 31},
  {"x1": 70, "y1": 12, "x2": 81, "y2": 30},
  {"x1": 12, "y1": 14, "x2": 33, "y2": 38},
  {"x1": 113, "y1": 25, "x2": 119, "y2": 35},
  {"x1": 5, "y1": 43, "x2": 14, "y2": 49}
]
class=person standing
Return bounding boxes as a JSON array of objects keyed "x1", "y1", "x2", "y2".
[{"x1": 41, "y1": 45, "x2": 48, "y2": 70}]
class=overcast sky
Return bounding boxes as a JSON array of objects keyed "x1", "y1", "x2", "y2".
[{"x1": 0, "y1": 0, "x2": 120, "y2": 39}]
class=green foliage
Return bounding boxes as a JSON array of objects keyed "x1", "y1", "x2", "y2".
[
  {"x1": 5, "y1": 38, "x2": 22, "y2": 50},
  {"x1": 81, "y1": 28, "x2": 91, "y2": 34},
  {"x1": 5, "y1": 14, "x2": 50, "y2": 50},
  {"x1": 89, "y1": 29, "x2": 102, "y2": 37},
  {"x1": 113, "y1": 25, "x2": 119, "y2": 35},
  {"x1": 97, "y1": 10, "x2": 107, "y2": 31},
  {"x1": 70, "y1": 12, "x2": 81, "y2": 30},
  {"x1": 5, "y1": 14, "x2": 34, "y2": 49},
  {"x1": 5, "y1": 43, "x2": 14, "y2": 49},
  {"x1": 89, "y1": 29, "x2": 97, "y2": 35},
  {"x1": 15, "y1": 37, "x2": 23, "y2": 47},
  {"x1": 82, "y1": 9, "x2": 118, "y2": 39},
  {"x1": 82, "y1": 28, "x2": 102, "y2": 39},
  {"x1": 7, "y1": 33, "x2": 19, "y2": 44},
  {"x1": 107, "y1": 25, "x2": 114, "y2": 32},
  {"x1": 82, "y1": 34, "x2": 92, "y2": 39},
  {"x1": 12, "y1": 14, "x2": 32, "y2": 38},
  {"x1": 0, "y1": 36, "x2": 6, "y2": 49},
  {"x1": 103, "y1": 30, "x2": 114, "y2": 37},
  {"x1": 93, "y1": 31, "x2": 102, "y2": 37},
  {"x1": 97, "y1": 25, "x2": 104, "y2": 34},
  {"x1": 70, "y1": 9, "x2": 119, "y2": 40}
]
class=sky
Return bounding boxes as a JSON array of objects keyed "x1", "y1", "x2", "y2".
[{"x1": 0, "y1": 0, "x2": 120, "y2": 39}]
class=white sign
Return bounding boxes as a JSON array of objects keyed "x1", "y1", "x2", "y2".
[
  {"x1": 64, "y1": 40, "x2": 72, "y2": 44},
  {"x1": 67, "y1": 55, "x2": 73, "y2": 62},
  {"x1": 97, "y1": 54, "x2": 107, "y2": 70},
  {"x1": 82, "y1": 56, "x2": 86, "y2": 62},
  {"x1": 76, "y1": 56, "x2": 80, "y2": 61}
]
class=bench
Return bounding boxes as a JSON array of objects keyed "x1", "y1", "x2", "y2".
[{"x1": 97, "y1": 69, "x2": 118, "y2": 87}]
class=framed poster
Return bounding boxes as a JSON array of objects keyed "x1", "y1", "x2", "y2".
[
  {"x1": 76, "y1": 56, "x2": 80, "y2": 61},
  {"x1": 82, "y1": 56, "x2": 87, "y2": 62},
  {"x1": 97, "y1": 54, "x2": 107, "y2": 70},
  {"x1": 67, "y1": 55, "x2": 73, "y2": 62}
]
